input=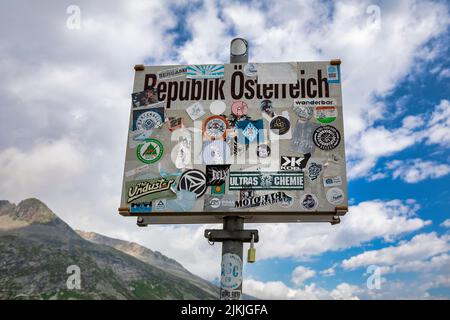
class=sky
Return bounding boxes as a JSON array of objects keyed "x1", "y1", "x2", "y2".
[{"x1": 0, "y1": 0, "x2": 449, "y2": 300}]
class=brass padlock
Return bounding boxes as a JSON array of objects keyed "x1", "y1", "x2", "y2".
[
  {"x1": 247, "y1": 233, "x2": 256, "y2": 263},
  {"x1": 247, "y1": 247, "x2": 256, "y2": 263}
]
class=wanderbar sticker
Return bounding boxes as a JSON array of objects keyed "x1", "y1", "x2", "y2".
[
  {"x1": 126, "y1": 177, "x2": 177, "y2": 203},
  {"x1": 186, "y1": 64, "x2": 225, "y2": 79},
  {"x1": 229, "y1": 172, "x2": 304, "y2": 190}
]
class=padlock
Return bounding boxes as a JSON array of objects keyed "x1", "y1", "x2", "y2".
[
  {"x1": 247, "y1": 233, "x2": 256, "y2": 263},
  {"x1": 247, "y1": 247, "x2": 256, "y2": 263}
]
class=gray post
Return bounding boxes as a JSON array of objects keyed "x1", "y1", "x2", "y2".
[{"x1": 217, "y1": 38, "x2": 249, "y2": 300}]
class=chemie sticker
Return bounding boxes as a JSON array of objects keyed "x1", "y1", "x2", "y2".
[{"x1": 229, "y1": 172, "x2": 304, "y2": 190}]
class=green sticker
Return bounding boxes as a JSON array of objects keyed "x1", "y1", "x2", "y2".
[{"x1": 136, "y1": 138, "x2": 164, "y2": 164}]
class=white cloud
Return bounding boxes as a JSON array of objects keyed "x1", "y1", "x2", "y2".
[
  {"x1": 424, "y1": 100, "x2": 450, "y2": 148},
  {"x1": 342, "y1": 232, "x2": 450, "y2": 274},
  {"x1": 291, "y1": 266, "x2": 316, "y2": 285},
  {"x1": 320, "y1": 265, "x2": 337, "y2": 277},
  {"x1": 330, "y1": 283, "x2": 361, "y2": 300},
  {"x1": 386, "y1": 159, "x2": 450, "y2": 183},
  {"x1": 244, "y1": 278, "x2": 359, "y2": 300},
  {"x1": 251, "y1": 199, "x2": 429, "y2": 260},
  {"x1": 441, "y1": 219, "x2": 450, "y2": 228}
]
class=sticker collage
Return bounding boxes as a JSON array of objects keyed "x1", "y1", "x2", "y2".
[{"x1": 121, "y1": 62, "x2": 347, "y2": 215}]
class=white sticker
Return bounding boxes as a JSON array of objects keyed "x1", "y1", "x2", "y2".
[
  {"x1": 157, "y1": 66, "x2": 187, "y2": 80},
  {"x1": 221, "y1": 253, "x2": 242, "y2": 290},
  {"x1": 326, "y1": 187, "x2": 345, "y2": 205},
  {"x1": 257, "y1": 62, "x2": 298, "y2": 84},
  {"x1": 186, "y1": 101, "x2": 206, "y2": 120},
  {"x1": 244, "y1": 63, "x2": 258, "y2": 77},
  {"x1": 153, "y1": 199, "x2": 167, "y2": 211},
  {"x1": 323, "y1": 176, "x2": 342, "y2": 187},
  {"x1": 125, "y1": 164, "x2": 151, "y2": 177},
  {"x1": 209, "y1": 100, "x2": 226, "y2": 115}
]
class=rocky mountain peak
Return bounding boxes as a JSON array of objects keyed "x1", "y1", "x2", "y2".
[{"x1": 15, "y1": 198, "x2": 57, "y2": 224}]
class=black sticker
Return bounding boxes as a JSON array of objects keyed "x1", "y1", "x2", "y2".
[
  {"x1": 280, "y1": 154, "x2": 311, "y2": 171},
  {"x1": 312, "y1": 125, "x2": 341, "y2": 150},
  {"x1": 256, "y1": 144, "x2": 271, "y2": 158},
  {"x1": 206, "y1": 165, "x2": 231, "y2": 186},
  {"x1": 178, "y1": 169, "x2": 207, "y2": 198},
  {"x1": 270, "y1": 116, "x2": 290, "y2": 135}
]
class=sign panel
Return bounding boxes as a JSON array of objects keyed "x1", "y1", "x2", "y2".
[{"x1": 119, "y1": 61, "x2": 348, "y2": 223}]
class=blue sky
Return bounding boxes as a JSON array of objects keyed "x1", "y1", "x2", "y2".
[{"x1": 0, "y1": 0, "x2": 449, "y2": 299}]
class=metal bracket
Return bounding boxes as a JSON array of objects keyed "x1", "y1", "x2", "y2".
[{"x1": 204, "y1": 229, "x2": 259, "y2": 243}]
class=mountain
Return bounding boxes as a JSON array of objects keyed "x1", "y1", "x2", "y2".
[
  {"x1": 75, "y1": 230, "x2": 219, "y2": 297},
  {"x1": 0, "y1": 198, "x2": 217, "y2": 300}
]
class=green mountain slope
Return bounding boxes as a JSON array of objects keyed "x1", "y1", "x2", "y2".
[{"x1": 0, "y1": 198, "x2": 217, "y2": 300}]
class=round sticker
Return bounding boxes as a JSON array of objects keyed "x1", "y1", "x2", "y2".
[
  {"x1": 203, "y1": 115, "x2": 229, "y2": 140},
  {"x1": 300, "y1": 193, "x2": 319, "y2": 210},
  {"x1": 313, "y1": 125, "x2": 341, "y2": 150},
  {"x1": 136, "y1": 111, "x2": 163, "y2": 130},
  {"x1": 221, "y1": 253, "x2": 242, "y2": 290},
  {"x1": 256, "y1": 144, "x2": 271, "y2": 158},
  {"x1": 210, "y1": 101, "x2": 226, "y2": 115},
  {"x1": 326, "y1": 187, "x2": 345, "y2": 205},
  {"x1": 314, "y1": 106, "x2": 337, "y2": 124},
  {"x1": 260, "y1": 100, "x2": 274, "y2": 117},
  {"x1": 136, "y1": 138, "x2": 164, "y2": 164},
  {"x1": 244, "y1": 63, "x2": 258, "y2": 77},
  {"x1": 279, "y1": 194, "x2": 294, "y2": 208},
  {"x1": 202, "y1": 140, "x2": 231, "y2": 165},
  {"x1": 231, "y1": 101, "x2": 248, "y2": 117},
  {"x1": 270, "y1": 116, "x2": 290, "y2": 135},
  {"x1": 178, "y1": 169, "x2": 207, "y2": 198}
]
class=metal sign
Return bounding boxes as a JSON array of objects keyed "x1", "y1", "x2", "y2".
[{"x1": 119, "y1": 61, "x2": 348, "y2": 224}]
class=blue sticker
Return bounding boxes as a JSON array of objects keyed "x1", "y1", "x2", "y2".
[
  {"x1": 327, "y1": 65, "x2": 340, "y2": 84},
  {"x1": 166, "y1": 190, "x2": 197, "y2": 212},
  {"x1": 132, "y1": 107, "x2": 165, "y2": 131},
  {"x1": 236, "y1": 119, "x2": 264, "y2": 145},
  {"x1": 130, "y1": 202, "x2": 152, "y2": 213}
]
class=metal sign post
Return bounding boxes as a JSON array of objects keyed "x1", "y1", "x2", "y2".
[{"x1": 204, "y1": 38, "x2": 257, "y2": 301}]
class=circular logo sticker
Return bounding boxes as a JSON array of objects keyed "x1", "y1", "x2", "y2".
[
  {"x1": 221, "y1": 253, "x2": 242, "y2": 290},
  {"x1": 136, "y1": 111, "x2": 163, "y2": 130},
  {"x1": 279, "y1": 194, "x2": 294, "y2": 208},
  {"x1": 313, "y1": 125, "x2": 341, "y2": 150},
  {"x1": 270, "y1": 116, "x2": 290, "y2": 135},
  {"x1": 136, "y1": 138, "x2": 164, "y2": 164},
  {"x1": 244, "y1": 63, "x2": 258, "y2": 77},
  {"x1": 256, "y1": 144, "x2": 271, "y2": 158},
  {"x1": 326, "y1": 187, "x2": 344, "y2": 205},
  {"x1": 231, "y1": 101, "x2": 248, "y2": 117},
  {"x1": 293, "y1": 104, "x2": 313, "y2": 121},
  {"x1": 203, "y1": 115, "x2": 228, "y2": 140},
  {"x1": 314, "y1": 106, "x2": 337, "y2": 124},
  {"x1": 210, "y1": 100, "x2": 226, "y2": 115},
  {"x1": 178, "y1": 169, "x2": 207, "y2": 198},
  {"x1": 300, "y1": 193, "x2": 318, "y2": 210}
]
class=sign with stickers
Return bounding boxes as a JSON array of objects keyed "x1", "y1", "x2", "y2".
[{"x1": 119, "y1": 61, "x2": 348, "y2": 223}]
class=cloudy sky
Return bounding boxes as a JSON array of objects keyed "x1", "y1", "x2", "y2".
[{"x1": 1, "y1": 0, "x2": 449, "y2": 299}]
